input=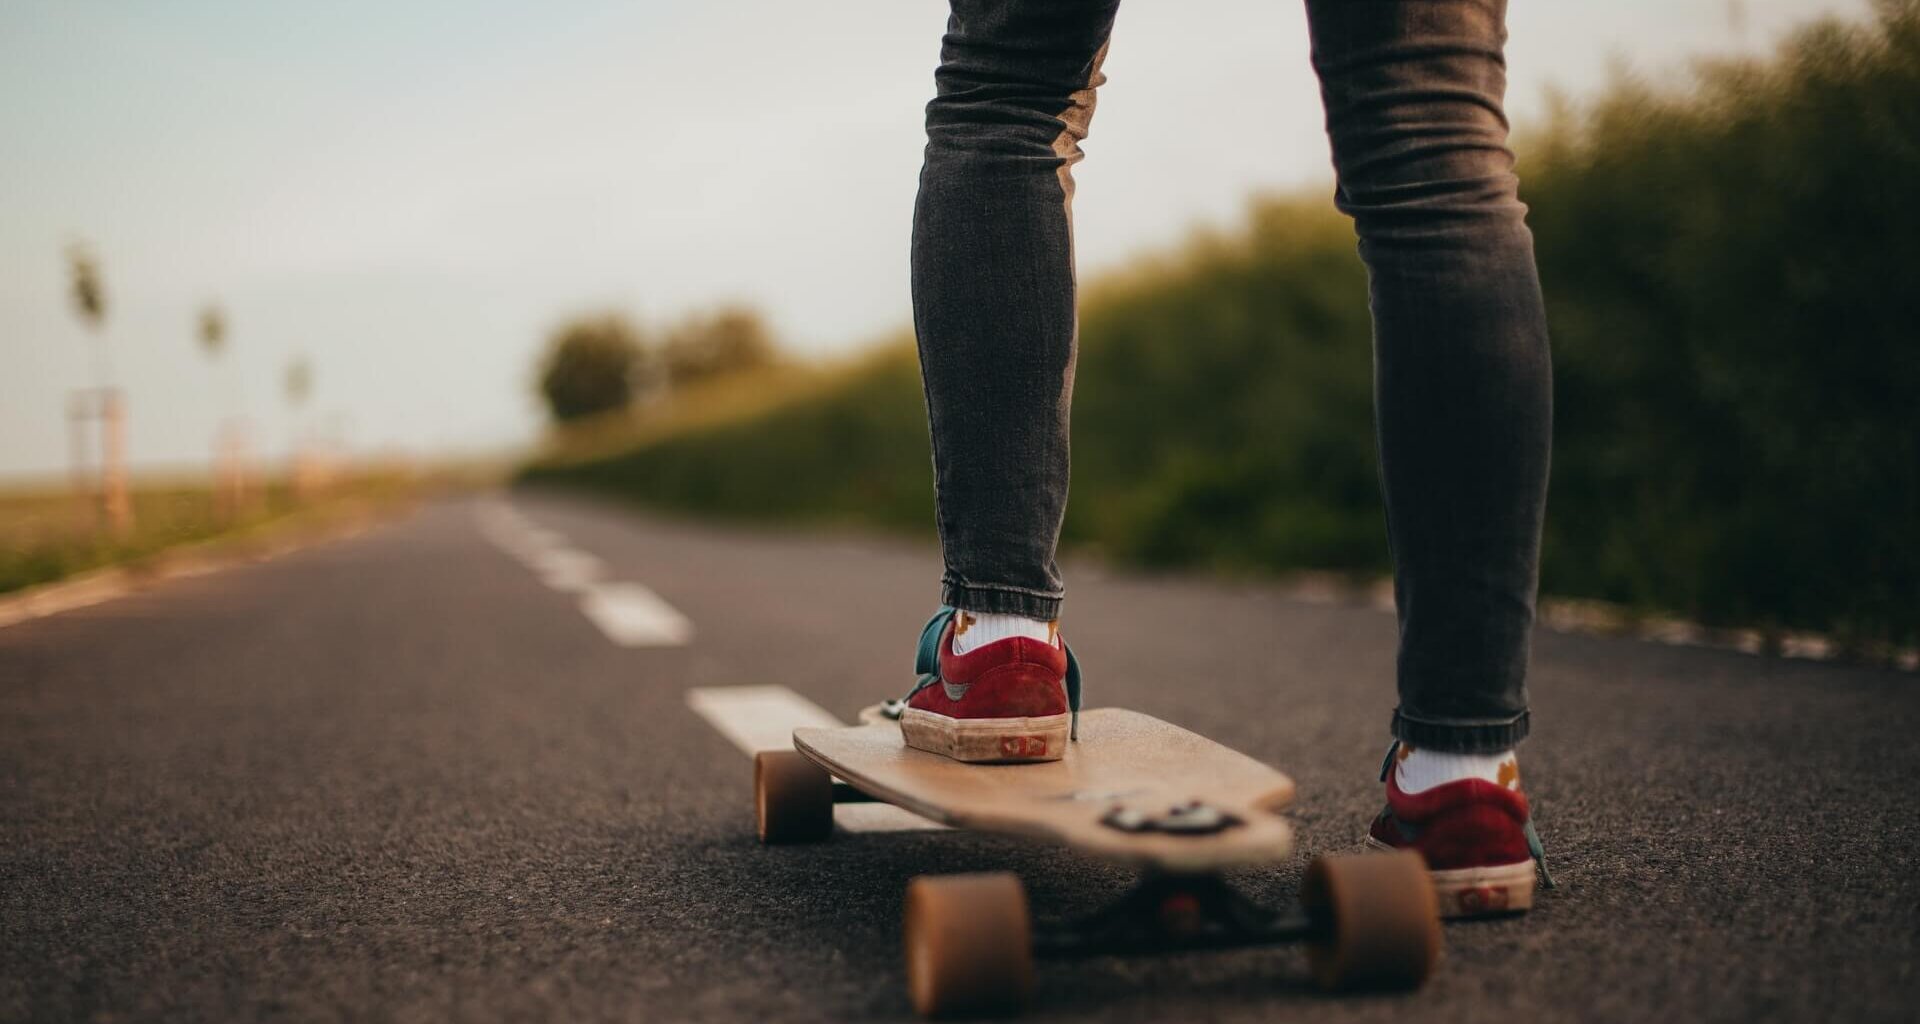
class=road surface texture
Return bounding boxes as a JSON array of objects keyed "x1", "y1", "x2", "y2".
[{"x1": 4, "y1": 492, "x2": 1915, "y2": 1022}]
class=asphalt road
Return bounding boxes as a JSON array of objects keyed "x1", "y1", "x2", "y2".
[{"x1": 4, "y1": 491, "x2": 1916, "y2": 1022}]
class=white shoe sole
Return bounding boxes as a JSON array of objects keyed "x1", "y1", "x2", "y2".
[
  {"x1": 899, "y1": 708, "x2": 1070, "y2": 763},
  {"x1": 1365, "y1": 836, "x2": 1537, "y2": 917}
]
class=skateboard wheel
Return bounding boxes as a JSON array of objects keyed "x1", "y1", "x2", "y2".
[
  {"x1": 904, "y1": 872, "x2": 1034, "y2": 1018},
  {"x1": 1301, "y1": 851, "x2": 1442, "y2": 992},
  {"x1": 754, "y1": 750, "x2": 833, "y2": 844}
]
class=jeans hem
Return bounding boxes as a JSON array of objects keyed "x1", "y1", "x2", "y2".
[
  {"x1": 941, "y1": 581, "x2": 1063, "y2": 620},
  {"x1": 1391, "y1": 708, "x2": 1530, "y2": 753}
]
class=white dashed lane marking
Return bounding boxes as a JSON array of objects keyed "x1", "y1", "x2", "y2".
[
  {"x1": 578, "y1": 581, "x2": 693, "y2": 647},
  {"x1": 482, "y1": 500, "x2": 926, "y2": 831},
  {"x1": 687, "y1": 685, "x2": 941, "y2": 834},
  {"x1": 529, "y1": 549, "x2": 605, "y2": 592},
  {"x1": 477, "y1": 498, "x2": 691, "y2": 648},
  {"x1": 686, "y1": 685, "x2": 843, "y2": 753}
]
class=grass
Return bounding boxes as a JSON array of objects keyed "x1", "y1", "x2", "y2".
[{"x1": 0, "y1": 471, "x2": 417, "y2": 595}]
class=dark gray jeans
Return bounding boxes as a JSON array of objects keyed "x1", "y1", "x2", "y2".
[{"x1": 911, "y1": 0, "x2": 1551, "y2": 753}]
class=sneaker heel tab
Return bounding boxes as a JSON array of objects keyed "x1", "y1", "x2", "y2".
[
  {"x1": 914, "y1": 606, "x2": 956, "y2": 677},
  {"x1": 1524, "y1": 818, "x2": 1558, "y2": 889},
  {"x1": 1379, "y1": 740, "x2": 1401, "y2": 783},
  {"x1": 1063, "y1": 641, "x2": 1083, "y2": 741}
]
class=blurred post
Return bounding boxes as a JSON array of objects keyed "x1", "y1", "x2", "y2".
[
  {"x1": 291, "y1": 440, "x2": 337, "y2": 502},
  {"x1": 235, "y1": 420, "x2": 256, "y2": 515},
  {"x1": 213, "y1": 419, "x2": 253, "y2": 524},
  {"x1": 214, "y1": 423, "x2": 234, "y2": 523},
  {"x1": 67, "y1": 390, "x2": 96, "y2": 534},
  {"x1": 100, "y1": 388, "x2": 131, "y2": 537},
  {"x1": 64, "y1": 387, "x2": 131, "y2": 538},
  {"x1": 284, "y1": 355, "x2": 315, "y2": 502}
]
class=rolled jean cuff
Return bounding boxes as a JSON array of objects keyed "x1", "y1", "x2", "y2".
[
  {"x1": 1391, "y1": 707, "x2": 1530, "y2": 754},
  {"x1": 941, "y1": 579, "x2": 1063, "y2": 621}
]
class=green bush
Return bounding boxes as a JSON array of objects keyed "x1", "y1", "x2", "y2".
[
  {"x1": 523, "y1": 347, "x2": 934, "y2": 531},
  {"x1": 1066, "y1": 207, "x2": 1379, "y2": 573},
  {"x1": 658, "y1": 306, "x2": 781, "y2": 391},
  {"x1": 1526, "y1": 0, "x2": 1919, "y2": 646},
  {"x1": 525, "y1": 1, "x2": 1918, "y2": 650},
  {"x1": 536, "y1": 314, "x2": 644, "y2": 424}
]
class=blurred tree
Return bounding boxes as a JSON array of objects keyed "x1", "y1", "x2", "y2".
[
  {"x1": 658, "y1": 306, "x2": 779, "y2": 389},
  {"x1": 285, "y1": 356, "x2": 312, "y2": 409},
  {"x1": 197, "y1": 304, "x2": 227, "y2": 358},
  {"x1": 536, "y1": 314, "x2": 644, "y2": 423},
  {"x1": 66, "y1": 242, "x2": 109, "y2": 384},
  {"x1": 67, "y1": 244, "x2": 105, "y2": 326}
]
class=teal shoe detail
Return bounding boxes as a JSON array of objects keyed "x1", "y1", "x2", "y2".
[
  {"x1": 884, "y1": 605, "x2": 1082, "y2": 740},
  {"x1": 1379, "y1": 739, "x2": 1555, "y2": 888}
]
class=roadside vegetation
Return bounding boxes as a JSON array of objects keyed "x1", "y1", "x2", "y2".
[
  {"x1": 522, "y1": 2, "x2": 1919, "y2": 657},
  {"x1": 0, "y1": 471, "x2": 417, "y2": 595},
  {"x1": 14, "y1": 202, "x2": 397, "y2": 597}
]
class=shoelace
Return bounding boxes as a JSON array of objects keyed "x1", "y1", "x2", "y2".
[
  {"x1": 1380, "y1": 740, "x2": 1557, "y2": 889},
  {"x1": 880, "y1": 605, "x2": 1083, "y2": 740}
]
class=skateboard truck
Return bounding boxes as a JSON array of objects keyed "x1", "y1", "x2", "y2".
[
  {"x1": 903, "y1": 857, "x2": 1441, "y2": 1017},
  {"x1": 1033, "y1": 870, "x2": 1313, "y2": 958},
  {"x1": 1099, "y1": 799, "x2": 1243, "y2": 836}
]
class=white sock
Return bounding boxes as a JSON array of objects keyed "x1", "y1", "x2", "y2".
[
  {"x1": 949, "y1": 610, "x2": 1057, "y2": 656},
  {"x1": 1394, "y1": 744, "x2": 1521, "y2": 794}
]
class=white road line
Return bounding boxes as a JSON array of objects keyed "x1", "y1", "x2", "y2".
[
  {"x1": 578, "y1": 582, "x2": 693, "y2": 647},
  {"x1": 687, "y1": 685, "x2": 844, "y2": 753},
  {"x1": 477, "y1": 506, "x2": 924, "y2": 832},
  {"x1": 528, "y1": 549, "x2": 605, "y2": 593},
  {"x1": 477, "y1": 507, "x2": 572, "y2": 565},
  {"x1": 686, "y1": 685, "x2": 941, "y2": 834},
  {"x1": 477, "y1": 501, "x2": 692, "y2": 646},
  {"x1": 517, "y1": 527, "x2": 567, "y2": 552},
  {"x1": 497, "y1": 534, "x2": 562, "y2": 563}
]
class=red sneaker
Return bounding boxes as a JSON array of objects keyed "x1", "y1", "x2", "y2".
[
  {"x1": 1365, "y1": 744, "x2": 1553, "y2": 918},
  {"x1": 886, "y1": 607, "x2": 1079, "y2": 763}
]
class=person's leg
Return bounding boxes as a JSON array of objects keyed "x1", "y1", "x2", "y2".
[
  {"x1": 898, "y1": 0, "x2": 1118, "y2": 763},
  {"x1": 1306, "y1": 0, "x2": 1553, "y2": 915},
  {"x1": 913, "y1": 0, "x2": 1120, "y2": 623},
  {"x1": 1305, "y1": 0, "x2": 1551, "y2": 755}
]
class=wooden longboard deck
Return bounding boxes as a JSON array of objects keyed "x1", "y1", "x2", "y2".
[{"x1": 794, "y1": 708, "x2": 1296, "y2": 872}]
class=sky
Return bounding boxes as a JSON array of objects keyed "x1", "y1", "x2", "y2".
[{"x1": 0, "y1": 0, "x2": 1871, "y2": 480}]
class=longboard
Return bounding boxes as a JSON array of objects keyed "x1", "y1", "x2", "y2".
[
  {"x1": 792, "y1": 708, "x2": 1296, "y2": 872},
  {"x1": 754, "y1": 705, "x2": 1441, "y2": 1018}
]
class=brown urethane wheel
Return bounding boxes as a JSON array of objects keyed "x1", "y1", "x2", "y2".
[
  {"x1": 1301, "y1": 850, "x2": 1443, "y2": 991},
  {"x1": 904, "y1": 872, "x2": 1034, "y2": 1018},
  {"x1": 754, "y1": 750, "x2": 833, "y2": 844}
]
